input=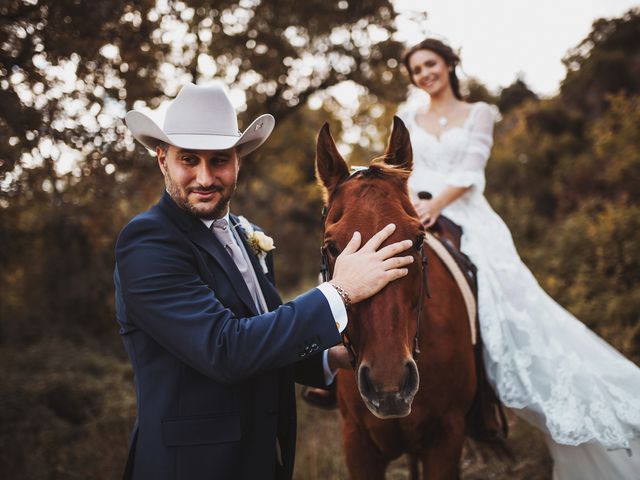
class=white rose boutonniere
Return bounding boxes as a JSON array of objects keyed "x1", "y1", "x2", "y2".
[{"x1": 236, "y1": 216, "x2": 275, "y2": 274}]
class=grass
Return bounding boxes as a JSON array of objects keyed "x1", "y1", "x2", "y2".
[
  {"x1": 1, "y1": 337, "x2": 552, "y2": 479},
  {"x1": 0, "y1": 338, "x2": 135, "y2": 479}
]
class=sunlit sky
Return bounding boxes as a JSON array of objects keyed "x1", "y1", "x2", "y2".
[{"x1": 393, "y1": 0, "x2": 640, "y2": 95}]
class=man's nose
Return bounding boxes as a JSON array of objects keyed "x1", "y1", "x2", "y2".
[{"x1": 195, "y1": 163, "x2": 215, "y2": 186}]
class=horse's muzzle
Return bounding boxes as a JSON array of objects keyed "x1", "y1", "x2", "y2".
[{"x1": 357, "y1": 359, "x2": 420, "y2": 419}]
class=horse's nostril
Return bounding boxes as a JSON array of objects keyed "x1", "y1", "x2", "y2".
[
  {"x1": 401, "y1": 360, "x2": 420, "y2": 398},
  {"x1": 358, "y1": 365, "x2": 375, "y2": 398}
]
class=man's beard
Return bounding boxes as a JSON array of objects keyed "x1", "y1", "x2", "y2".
[{"x1": 165, "y1": 169, "x2": 235, "y2": 220}]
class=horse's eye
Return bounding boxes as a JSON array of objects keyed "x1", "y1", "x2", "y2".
[{"x1": 325, "y1": 241, "x2": 341, "y2": 257}]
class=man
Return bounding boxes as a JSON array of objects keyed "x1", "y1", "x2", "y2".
[{"x1": 115, "y1": 82, "x2": 413, "y2": 480}]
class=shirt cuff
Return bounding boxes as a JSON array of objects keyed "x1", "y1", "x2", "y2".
[
  {"x1": 316, "y1": 282, "x2": 348, "y2": 333},
  {"x1": 322, "y1": 349, "x2": 337, "y2": 386}
]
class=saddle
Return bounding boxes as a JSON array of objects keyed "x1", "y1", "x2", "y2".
[{"x1": 428, "y1": 214, "x2": 509, "y2": 443}]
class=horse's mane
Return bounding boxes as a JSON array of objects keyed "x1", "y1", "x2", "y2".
[
  {"x1": 357, "y1": 154, "x2": 411, "y2": 181},
  {"x1": 320, "y1": 154, "x2": 412, "y2": 205}
]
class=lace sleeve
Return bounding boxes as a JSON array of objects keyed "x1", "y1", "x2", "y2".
[{"x1": 447, "y1": 103, "x2": 495, "y2": 193}]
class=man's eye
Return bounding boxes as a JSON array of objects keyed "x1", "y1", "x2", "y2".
[{"x1": 182, "y1": 156, "x2": 198, "y2": 163}]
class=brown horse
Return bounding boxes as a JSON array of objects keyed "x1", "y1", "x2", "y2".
[{"x1": 316, "y1": 117, "x2": 477, "y2": 479}]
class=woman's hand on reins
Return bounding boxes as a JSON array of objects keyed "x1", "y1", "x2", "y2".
[
  {"x1": 331, "y1": 223, "x2": 414, "y2": 304},
  {"x1": 414, "y1": 198, "x2": 442, "y2": 227},
  {"x1": 412, "y1": 186, "x2": 470, "y2": 227}
]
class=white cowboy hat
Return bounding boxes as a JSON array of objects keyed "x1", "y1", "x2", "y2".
[{"x1": 125, "y1": 82, "x2": 275, "y2": 157}]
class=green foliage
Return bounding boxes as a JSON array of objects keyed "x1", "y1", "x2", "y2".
[
  {"x1": 589, "y1": 93, "x2": 640, "y2": 203},
  {"x1": 483, "y1": 10, "x2": 640, "y2": 366},
  {"x1": 497, "y1": 77, "x2": 538, "y2": 113},
  {"x1": 0, "y1": 0, "x2": 162, "y2": 177},
  {"x1": 488, "y1": 92, "x2": 640, "y2": 362},
  {"x1": 539, "y1": 202, "x2": 640, "y2": 332},
  {"x1": 464, "y1": 76, "x2": 498, "y2": 105},
  {"x1": 561, "y1": 7, "x2": 640, "y2": 116},
  {"x1": 0, "y1": 338, "x2": 135, "y2": 478}
]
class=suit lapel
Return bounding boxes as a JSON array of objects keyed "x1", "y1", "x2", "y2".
[
  {"x1": 158, "y1": 192, "x2": 259, "y2": 315},
  {"x1": 230, "y1": 215, "x2": 282, "y2": 311},
  {"x1": 188, "y1": 222, "x2": 260, "y2": 316}
]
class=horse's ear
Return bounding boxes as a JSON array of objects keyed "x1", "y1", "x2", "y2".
[
  {"x1": 316, "y1": 122, "x2": 350, "y2": 195},
  {"x1": 384, "y1": 116, "x2": 413, "y2": 171}
]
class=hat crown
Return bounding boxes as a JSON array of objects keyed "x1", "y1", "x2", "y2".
[
  {"x1": 125, "y1": 81, "x2": 274, "y2": 155},
  {"x1": 163, "y1": 83, "x2": 240, "y2": 137}
]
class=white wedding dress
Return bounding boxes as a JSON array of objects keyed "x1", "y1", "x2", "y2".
[{"x1": 399, "y1": 102, "x2": 640, "y2": 479}]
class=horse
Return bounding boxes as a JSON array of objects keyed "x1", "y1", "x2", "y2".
[{"x1": 315, "y1": 117, "x2": 477, "y2": 480}]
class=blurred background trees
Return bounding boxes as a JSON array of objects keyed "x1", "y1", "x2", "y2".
[
  {"x1": 487, "y1": 9, "x2": 640, "y2": 354},
  {"x1": 0, "y1": 0, "x2": 407, "y2": 343},
  {"x1": 1, "y1": 1, "x2": 639, "y2": 478}
]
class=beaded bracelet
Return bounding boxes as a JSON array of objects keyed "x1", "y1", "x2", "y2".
[{"x1": 330, "y1": 282, "x2": 352, "y2": 309}]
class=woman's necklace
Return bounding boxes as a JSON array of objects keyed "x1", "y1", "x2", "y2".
[{"x1": 429, "y1": 99, "x2": 457, "y2": 128}]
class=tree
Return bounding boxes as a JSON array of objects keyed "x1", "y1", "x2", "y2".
[
  {"x1": 1, "y1": 0, "x2": 407, "y2": 190},
  {"x1": 561, "y1": 7, "x2": 640, "y2": 117},
  {"x1": 498, "y1": 76, "x2": 538, "y2": 113},
  {"x1": 464, "y1": 76, "x2": 497, "y2": 105}
]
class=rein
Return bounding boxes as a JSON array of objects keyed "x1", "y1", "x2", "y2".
[{"x1": 320, "y1": 205, "x2": 430, "y2": 369}]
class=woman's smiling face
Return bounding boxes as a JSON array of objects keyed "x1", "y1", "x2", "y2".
[{"x1": 408, "y1": 49, "x2": 451, "y2": 97}]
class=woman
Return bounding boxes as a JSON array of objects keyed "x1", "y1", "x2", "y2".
[{"x1": 399, "y1": 38, "x2": 640, "y2": 479}]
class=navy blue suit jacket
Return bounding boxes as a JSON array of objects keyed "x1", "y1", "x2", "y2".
[{"x1": 114, "y1": 192, "x2": 341, "y2": 480}]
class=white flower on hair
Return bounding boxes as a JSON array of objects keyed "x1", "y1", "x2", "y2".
[{"x1": 236, "y1": 216, "x2": 275, "y2": 274}]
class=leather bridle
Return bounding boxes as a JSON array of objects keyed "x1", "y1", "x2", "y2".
[{"x1": 320, "y1": 204, "x2": 430, "y2": 369}]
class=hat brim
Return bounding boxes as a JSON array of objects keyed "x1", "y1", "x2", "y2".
[{"x1": 125, "y1": 111, "x2": 275, "y2": 157}]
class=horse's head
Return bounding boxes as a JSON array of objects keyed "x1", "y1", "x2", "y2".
[{"x1": 316, "y1": 117, "x2": 425, "y2": 419}]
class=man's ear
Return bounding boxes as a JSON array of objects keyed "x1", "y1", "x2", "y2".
[
  {"x1": 384, "y1": 116, "x2": 413, "y2": 171},
  {"x1": 234, "y1": 148, "x2": 241, "y2": 172},
  {"x1": 316, "y1": 123, "x2": 349, "y2": 196},
  {"x1": 156, "y1": 145, "x2": 168, "y2": 175}
]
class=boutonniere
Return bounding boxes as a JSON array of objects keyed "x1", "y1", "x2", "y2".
[{"x1": 236, "y1": 216, "x2": 275, "y2": 273}]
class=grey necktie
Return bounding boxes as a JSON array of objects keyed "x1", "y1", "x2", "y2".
[
  {"x1": 211, "y1": 218, "x2": 267, "y2": 313},
  {"x1": 211, "y1": 219, "x2": 281, "y2": 464}
]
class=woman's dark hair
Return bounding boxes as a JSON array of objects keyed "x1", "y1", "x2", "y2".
[{"x1": 401, "y1": 38, "x2": 463, "y2": 100}]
